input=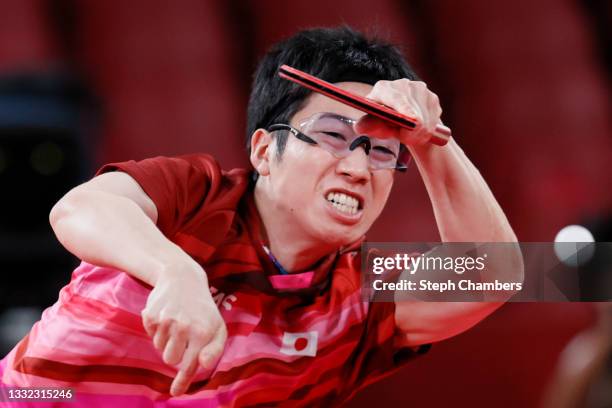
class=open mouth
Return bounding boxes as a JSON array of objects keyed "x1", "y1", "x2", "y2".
[{"x1": 325, "y1": 191, "x2": 363, "y2": 216}]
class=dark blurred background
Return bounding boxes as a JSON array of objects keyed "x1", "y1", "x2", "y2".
[{"x1": 0, "y1": 1, "x2": 611, "y2": 407}]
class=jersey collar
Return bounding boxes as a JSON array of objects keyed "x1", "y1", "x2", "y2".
[{"x1": 243, "y1": 192, "x2": 364, "y2": 294}]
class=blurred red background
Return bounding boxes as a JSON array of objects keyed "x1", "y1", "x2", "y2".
[{"x1": 0, "y1": 0, "x2": 611, "y2": 406}]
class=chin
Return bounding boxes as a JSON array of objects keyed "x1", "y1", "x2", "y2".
[
  {"x1": 306, "y1": 210, "x2": 367, "y2": 248},
  {"x1": 316, "y1": 227, "x2": 362, "y2": 248}
]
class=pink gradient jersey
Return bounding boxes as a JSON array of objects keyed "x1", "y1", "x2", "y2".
[{"x1": 0, "y1": 155, "x2": 428, "y2": 407}]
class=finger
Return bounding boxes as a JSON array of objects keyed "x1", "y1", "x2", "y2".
[
  {"x1": 141, "y1": 310, "x2": 158, "y2": 338},
  {"x1": 367, "y1": 86, "x2": 422, "y2": 123},
  {"x1": 170, "y1": 342, "x2": 202, "y2": 396},
  {"x1": 153, "y1": 320, "x2": 172, "y2": 352},
  {"x1": 421, "y1": 93, "x2": 441, "y2": 130},
  {"x1": 163, "y1": 321, "x2": 189, "y2": 365},
  {"x1": 366, "y1": 83, "x2": 401, "y2": 107},
  {"x1": 163, "y1": 332, "x2": 188, "y2": 366},
  {"x1": 198, "y1": 328, "x2": 227, "y2": 371}
]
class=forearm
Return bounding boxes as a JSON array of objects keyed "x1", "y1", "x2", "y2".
[
  {"x1": 412, "y1": 137, "x2": 523, "y2": 286},
  {"x1": 409, "y1": 137, "x2": 517, "y2": 243},
  {"x1": 397, "y1": 301, "x2": 503, "y2": 346},
  {"x1": 50, "y1": 183, "x2": 224, "y2": 396},
  {"x1": 50, "y1": 189, "x2": 204, "y2": 287}
]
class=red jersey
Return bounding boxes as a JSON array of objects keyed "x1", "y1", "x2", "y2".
[{"x1": 0, "y1": 154, "x2": 428, "y2": 407}]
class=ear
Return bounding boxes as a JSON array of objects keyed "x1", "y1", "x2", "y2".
[{"x1": 249, "y1": 129, "x2": 273, "y2": 176}]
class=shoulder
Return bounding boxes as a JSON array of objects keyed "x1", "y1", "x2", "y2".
[
  {"x1": 96, "y1": 153, "x2": 253, "y2": 237},
  {"x1": 98, "y1": 152, "x2": 240, "y2": 178},
  {"x1": 98, "y1": 153, "x2": 252, "y2": 197}
]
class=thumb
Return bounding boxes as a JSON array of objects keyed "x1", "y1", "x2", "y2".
[
  {"x1": 355, "y1": 115, "x2": 400, "y2": 140},
  {"x1": 198, "y1": 330, "x2": 226, "y2": 371}
]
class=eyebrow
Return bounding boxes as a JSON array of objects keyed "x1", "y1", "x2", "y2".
[{"x1": 316, "y1": 112, "x2": 358, "y2": 124}]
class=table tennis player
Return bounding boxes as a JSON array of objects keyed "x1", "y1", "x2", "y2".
[{"x1": 0, "y1": 26, "x2": 522, "y2": 407}]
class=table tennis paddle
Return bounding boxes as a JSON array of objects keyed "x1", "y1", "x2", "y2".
[{"x1": 278, "y1": 64, "x2": 451, "y2": 146}]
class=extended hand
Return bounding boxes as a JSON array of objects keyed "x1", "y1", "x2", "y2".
[{"x1": 141, "y1": 263, "x2": 227, "y2": 396}]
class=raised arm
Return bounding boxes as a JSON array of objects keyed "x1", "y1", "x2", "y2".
[
  {"x1": 363, "y1": 79, "x2": 523, "y2": 346},
  {"x1": 393, "y1": 136, "x2": 522, "y2": 345},
  {"x1": 49, "y1": 171, "x2": 226, "y2": 396}
]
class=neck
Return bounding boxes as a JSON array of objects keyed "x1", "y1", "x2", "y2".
[{"x1": 253, "y1": 184, "x2": 335, "y2": 272}]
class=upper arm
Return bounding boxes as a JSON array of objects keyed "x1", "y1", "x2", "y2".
[
  {"x1": 54, "y1": 172, "x2": 159, "y2": 224},
  {"x1": 52, "y1": 154, "x2": 225, "y2": 237}
]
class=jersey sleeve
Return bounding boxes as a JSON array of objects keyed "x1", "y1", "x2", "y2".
[{"x1": 96, "y1": 154, "x2": 227, "y2": 238}]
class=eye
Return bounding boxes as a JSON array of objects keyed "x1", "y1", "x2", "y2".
[
  {"x1": 371, "y1": 145, "x2": 397, "y2": 158},
  {"x1": 316, "y1": 131, "x2": 347, "y2": 149},
  {"x1": 322, "y1": 131, "x2": 347, "y2": 141}
]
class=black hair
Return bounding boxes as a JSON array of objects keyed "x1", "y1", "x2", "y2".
[{"x1": 246, "y1": 25, "x2": 418, "y2": 162}]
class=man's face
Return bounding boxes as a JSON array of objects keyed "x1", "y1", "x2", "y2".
[{"x1": 264, "y1": 82, "x2": 396, "y2": 247}]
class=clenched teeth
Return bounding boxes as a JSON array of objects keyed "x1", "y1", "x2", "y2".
[{"x1": 326, "y1": 192, "x2": 360, "y2": 215}]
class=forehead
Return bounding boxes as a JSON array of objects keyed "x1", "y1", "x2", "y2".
[{"x1": 290, "y1": 82, "x2": 373, "y2": 125}]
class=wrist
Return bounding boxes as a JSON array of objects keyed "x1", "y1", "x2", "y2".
[
  {"x1": 408, "y1": 134, "x2": 454, "y2": 158},
  {"x1": 407, "y1": 136, "x2": 458, "y2": 178},
  {"x1": 148, "y1": 246, "x2": 208, "y2": 287}
]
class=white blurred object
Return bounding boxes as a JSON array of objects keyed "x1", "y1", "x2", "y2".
[
  {"x1": 554, "y1": 225, "x2": 596, "y2": 267},
  {"x1": 0, "y1": 307, "x2": 41, "y2": 354}
]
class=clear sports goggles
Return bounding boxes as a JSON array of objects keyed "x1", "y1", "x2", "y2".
[{"x1": 268, "y1": 112, "x2": 411, "y2": 171}]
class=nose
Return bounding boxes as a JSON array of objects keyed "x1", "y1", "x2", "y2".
[{"x1": 336, "y1": 145, "x2": 371, "y2": 184}]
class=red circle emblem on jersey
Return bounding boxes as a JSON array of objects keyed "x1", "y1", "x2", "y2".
[{"x1": 294, "y1": 337, "x2": 308, "y2": 351}]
